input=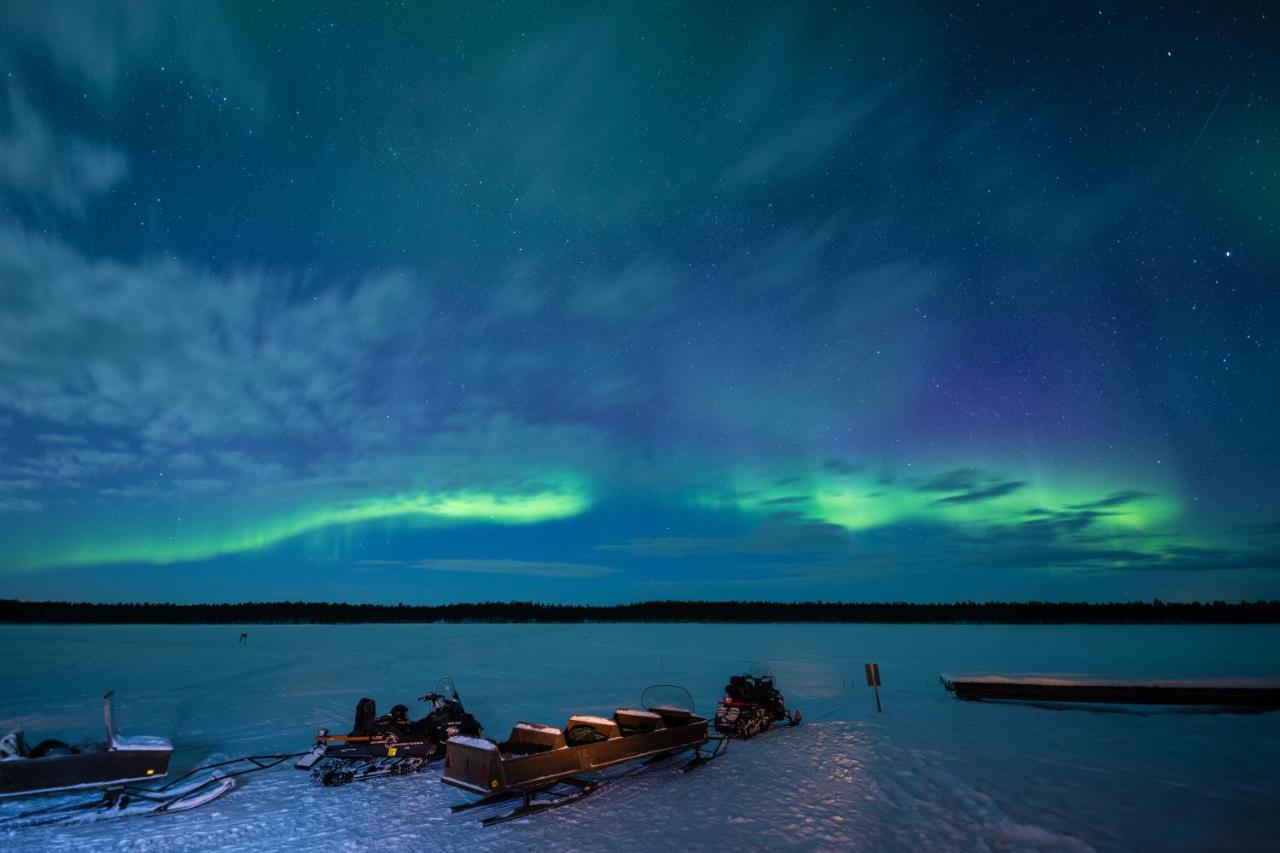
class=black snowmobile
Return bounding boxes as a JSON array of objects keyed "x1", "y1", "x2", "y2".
[
  {"x1": 295, "y1": 678, "x2": 482, "y2": 786},
  {"x1": 713, "y1": 667, "x2": 801, "y2": 739}
]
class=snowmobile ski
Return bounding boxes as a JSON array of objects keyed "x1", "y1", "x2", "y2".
[
  {"x1": 2, "y1": 752, "x2": 299, "y2": 827},
  {"x1": 4, "y1": 772, "x2": 235, "y2": 827}
]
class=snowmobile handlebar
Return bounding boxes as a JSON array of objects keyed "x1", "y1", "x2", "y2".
[{"x1": 419, "y1": 692, "x2": 459, "y2": 705}]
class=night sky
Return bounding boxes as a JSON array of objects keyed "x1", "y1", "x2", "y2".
[{"x1": 1, "y1": 2, "x2": 1277, "y2": 604}]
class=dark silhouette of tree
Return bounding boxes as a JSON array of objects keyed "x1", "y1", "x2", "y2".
[{"x1": 1, "y1": 598, "x2": 1276, "y2": 624}]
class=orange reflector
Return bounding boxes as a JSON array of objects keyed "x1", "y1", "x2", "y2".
[
  {"x1": 146, "y1": 769, "x2": 155, "y2": 775},
  {"x1": 490, "y1": 779, "x2": 499, "y2": 788}
]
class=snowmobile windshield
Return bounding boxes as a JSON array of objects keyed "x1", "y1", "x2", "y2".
[
  {"x1": 747, "y1": 662, "x2": 774, "y2": 680},
  {"x1": 641, "y1": 684, "x2": 696, "y2": 715},
  {"x1": 434, "y1": 677, "x2": 459, "y2": 701}
]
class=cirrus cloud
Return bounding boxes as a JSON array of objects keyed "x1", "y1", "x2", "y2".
[{"x1": 413, "y1": 559, "x2": 619, "y2": 579}]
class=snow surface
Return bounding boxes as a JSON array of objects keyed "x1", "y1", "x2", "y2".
[
  {"x1": 448, "y1": 735, "x2": 496, "y2": 751},
  {"x1": 110, "y1": 734, "x2": 173, "y2": 751},
  {"x1": 2, "y1": 623, "x2": 1278, "y2": 852},
  {"x1": 941, "y1": 673, "x2": 1280, "y2": 689}
]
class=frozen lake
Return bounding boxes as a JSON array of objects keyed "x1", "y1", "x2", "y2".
[{"x1": 2, "y1": 623, "x2": 1278, "y2": 851}]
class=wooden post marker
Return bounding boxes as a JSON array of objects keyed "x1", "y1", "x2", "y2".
[{"x1": 865, "y1": 663, "x2": 882, "y2": 713}]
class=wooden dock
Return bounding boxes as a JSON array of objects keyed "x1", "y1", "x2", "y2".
[{"x1": 940, "y1": 673, "x2": 1280, "y2": 707}]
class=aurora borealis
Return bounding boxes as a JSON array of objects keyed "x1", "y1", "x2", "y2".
[{"x1": 0, "y1": 2, "x2": 1277, "y2": 603}]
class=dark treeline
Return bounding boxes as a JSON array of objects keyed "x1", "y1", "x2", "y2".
[{"x1": 2, "y1": 598, "x2": 1278, "y2": 624}]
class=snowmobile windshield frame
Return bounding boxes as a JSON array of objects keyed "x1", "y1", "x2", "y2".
[
  {"x1": 641, "y1": 684, "x2": 696, "y2": 715},
  {"x1": 433, "y1": 677, "x2": 460, "y2": 704}
]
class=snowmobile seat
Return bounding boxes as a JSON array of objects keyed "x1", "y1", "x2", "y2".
[
  {"x1": 752, "y1": 678, "x2": 778, "y2": 702},
  {"x1": 614, "y1": 708, "x2": 663, "y2": 736},
  {"x1": 350, "y1": 697, "x2": 377, "y2": 736},
  {"x1": 367, "y1": 704, "x2": 416, "y2": 740},
  {"x1": 455, "y1": 712, "x2": 483, "y2": 738}
]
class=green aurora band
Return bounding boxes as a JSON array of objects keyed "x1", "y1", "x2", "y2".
[
  {"x1": 701, "y1": 466, "x2": 1183, "y2": 537},
  {"x1": 4, "y1": 480, "x2": 592, "y2": 572},
  {"x1": 0, "y1": 462, "x2": 1198, "y2": 576}
]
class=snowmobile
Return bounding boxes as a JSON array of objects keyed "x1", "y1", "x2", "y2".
[
  {"x1": 296, "y1": 678, "x2": 481, "y2": 786},
  {"x1": 713, "y1": 667, "x2": 801, "y2": 738}
]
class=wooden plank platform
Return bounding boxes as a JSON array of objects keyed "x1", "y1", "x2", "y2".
[{"x1": 940, "y1": 673, "x2": 1280, "y2": 707}]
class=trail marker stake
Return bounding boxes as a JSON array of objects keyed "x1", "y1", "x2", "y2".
[{"x1": 865, "y1": 663, "x2": 882, "y2": 713}]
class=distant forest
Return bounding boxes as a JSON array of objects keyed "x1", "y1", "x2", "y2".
[{"x1": 2, "y1": 598, "x2": 1278, "y2": 624}]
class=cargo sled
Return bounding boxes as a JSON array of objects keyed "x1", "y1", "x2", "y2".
[
  {"x1": 444, "y1": 685, "x2": 724, "y2": 825},
  {"x1": 0, "y1": 692, "x2": 172, "y2": 799}
]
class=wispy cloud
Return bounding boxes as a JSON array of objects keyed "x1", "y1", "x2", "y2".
[
  {"x1": 0, "y1": 226, "x2": 427, "y2": 446},
  {"x1": 35, "y1": 433, "x2": 88, "y2": 446},
  {"x1": 915, "y1": 468, "x2": 984, "y2": 493},
  {"x1": 413, "y1": 559, "x2": 619, "y2": 579},
  {"x1": 569, "y1": 260, "x2": 679, "y2": 324},
  {"x1": 600, "y1": 518, "x2": 850, "y2": 558},
  {"x1": 0, "y1": 84, "x2": 127, "y2": 217},
  {"x1": 727, "y1": 92, "x2": 890, "y2": 184},
  {"x1": 930, "y1": 480, "x2": 1028, "y2": 506},
  {"x1": 1068, "y1": 491, "x2": 1154, "y2": 511},
  {"x1": 3, "y1": 4, "x2": 268, "y2": 109}
]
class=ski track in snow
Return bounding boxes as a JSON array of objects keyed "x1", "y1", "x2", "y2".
[{"x1": 2, "y1": 623, "x2": 1279, "y2": 852}]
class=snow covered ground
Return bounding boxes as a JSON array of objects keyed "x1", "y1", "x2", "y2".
[{"x1": 2, "y1": 623, "x2": 1278, "y2": 852}]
